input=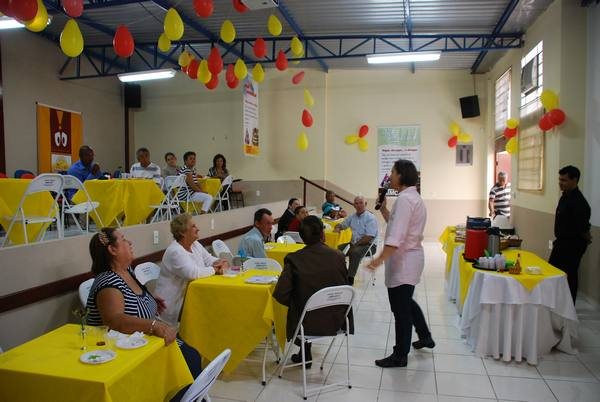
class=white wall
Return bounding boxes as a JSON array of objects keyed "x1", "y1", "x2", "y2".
[
  {"x1": 585, "y1": 6, "x2": 600, "y2": 227},
  {"x1": 0, "y1": 30, "x2": 125, "y2": 175}
]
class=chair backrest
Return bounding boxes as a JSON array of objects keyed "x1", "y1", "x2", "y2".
[
  {"x1": 180, "y1": 349, "x2": 231, "y2": 402},
  {"x1": 165, "y1": 175, "x2": 186, "y2": 192},
  {"x1": 79, "y1": 278, "x2": 95, "y2": 307},
  {"x1": 221, "y1": 175, "x2": 233, "y2": 192},
  {"x1": 134, "y1": 262, "x2": 161, "y2": 285},
  {"x1": 277, "y1": 235, "x2": 296, "y2": 244},
  {"x1": 25, "y1": 174, "x2": 63, "y2": 195},
  {"x1": 283, "y1": 231, "x2": 303, "y2": 243},
  {"x1": 242, "y1": 257, "x2": 282, "y2": 272},
  {"x1": 14, "y1": 169, "x2": 34, "y2": 178},
  {"x1": 61, "y1": 175, "x2": 85, "y2": 191},
  {"x1": 211, "y1": 240, "x2": 231, "y2": 257}
]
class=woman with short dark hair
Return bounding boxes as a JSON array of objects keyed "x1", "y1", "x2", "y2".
[{"x1": 208, "y1": 154, "x2": 229, "y2": 181}]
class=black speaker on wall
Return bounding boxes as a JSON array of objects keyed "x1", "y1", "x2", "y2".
[
  {"x1": 459, "y1": 95, "x2": 480, "y2": 118},
  {"x1": 124, "y1": 84, "x2": 141, "y2": 109}
]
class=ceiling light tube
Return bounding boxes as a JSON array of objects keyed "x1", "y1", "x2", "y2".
[
  {"x1": 366, "y1": 51, "x2": 441, "y2": 64},
  {"x1": 118, "y1": 69, "x2": 176, "y2": 82},
  {"x1": 0, "y1": 17, "x2": 25, "y2": 30}
]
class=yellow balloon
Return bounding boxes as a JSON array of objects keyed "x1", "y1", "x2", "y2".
[
  {"x1": 345, "y1": 135, "x2": 359, "y2": 145},
  {"x1": 178, "y1": 51, "x2": 191, "y2": 67},
  {"x1": 458, "y1": 132, "x2": 472, "y2": 143},
  {"x1": 506, "y1": 118, "x2": 519, "y2": 129},
  {"x1": 158, "y1": 33, "x2": 171, "y2": 52},
  {"x1": 297, "y1": 132, "x2": 309, "y2": 151},
  {"x1": 506, "y1": 137, "x2": 518, "y2": 154},
  {"x1": 220, "y1": 20, "x2": 236, "y2": 44},
  {"x1": 304, "y1": 89, "x2": 315, "y2": 107},
  {"x1": 268, "y1": 14, "x2": 282, "y2": 36},
  {"x1": 252, "y1": 63, "x2": 265, "y2": 83},
  {"x1": 291, "y1": 36, "x2": 303, "y2": 57},
  {"x1": 358, "y1": 138, "x2": 369, "y2": 152},
  {"x1": 234, "y1": 58, "x2": 248, "y2": 80},
  {"x1": 450, "y1": 122, "x2": 460, "y2": 136},
  {"x1": 60, "y1": 19, "x2": 84, "y2": 58},
  {"x1": 198, "y1": 60, "x2": 212, "y2": 84},
  {"x1": 164, "y1": 8, "x2": 184, "y2": 41},
  {"x1": 540, "y1": 89, "x2": 559, "y2": 111},
  {"x1": 25, "y1": 0, "x2": 48, "y2": 33}
]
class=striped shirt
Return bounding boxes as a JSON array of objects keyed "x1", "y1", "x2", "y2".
[
  {"x1": 489, "y1": 182, "x2": 511, "y2": 217},
  {"x1": 86, "y1": 268, "x2": 158, "y2": 326},
  {"x1": 176, "y1": 166, "x2": 196, "y2": 201},
  {"x1": 130, "y1": 162, "x2": 161, "y2": 180}
]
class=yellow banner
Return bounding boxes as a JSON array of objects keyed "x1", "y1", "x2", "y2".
[{"x1": 36, "y1": 103, "x2": 82, "y2": 173}]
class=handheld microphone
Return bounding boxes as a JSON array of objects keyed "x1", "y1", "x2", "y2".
[{"x1": 375, "y1": 180, "x2": 390, "y2": 210}]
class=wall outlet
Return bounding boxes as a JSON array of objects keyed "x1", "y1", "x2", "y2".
[
  {"x1": 256, "y1": 190, "x2": 261, "y2": 197},
  {"x1": 548, "y1": 240, "x2": 553, "y2": 250},
  {"x1": 153, "y1": 230, "x2": 159, "y2": 245},
  {"x1": 211, "y1": 218, "x2": 215, "y2": 230}
]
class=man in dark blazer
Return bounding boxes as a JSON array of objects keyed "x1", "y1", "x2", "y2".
[
  {"x1": 273, "y1": 215, "x2": 352, "y2": 367},
  {"x1": 275, "y1": 198, "x2": 300, "y2": 239}
]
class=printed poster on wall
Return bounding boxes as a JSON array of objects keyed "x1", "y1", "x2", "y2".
[
  {"x1": 378, "y1": 126, "x2": 421, "y2": 195},
  {"x1": 243, "y1": 77, "x2": 260, "y2": 157},
  {"x1": 37, "y1": 103, "x2": 83, "y2": 173}
]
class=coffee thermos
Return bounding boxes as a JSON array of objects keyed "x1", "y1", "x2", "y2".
[{"x1": 487, "y1": 227, "x2": 501, "y2": 256}]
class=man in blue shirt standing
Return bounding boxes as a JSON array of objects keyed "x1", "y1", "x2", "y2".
[
  {"x1": 334, "y1": 196, "x2": 378, "y2": 285},
  {"x1": 68, "y1": 145, "x2": 103, "y2": 183},
  {"x1": 238, "y1": 208, "x2": 274, "y2": 258}
]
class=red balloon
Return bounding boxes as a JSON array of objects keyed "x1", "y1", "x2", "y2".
[
  {"x1": 226, "y1": 76, "x2": 239, "y2": 89},
  {"x1": 448, "y1": 136, "x2": 458, "y2": 148},
  {"x1": 254, "y1": 38, "x2": 266, "y2": 58},
  {"x1": 302, "y1": 109, "x2": 313, "y2": 128},
  {"x1": 208, "y1": 47, "x2": 223, "y2": 75},
  {"x1": 232, "y1": 0, "x2": 249, "y2": 13},
  {"x1": 359, "y1": 125, "x2": 369, "y2": 137},
  {"x1": 0, "y1": 0, "x2": 14, "y2": 17},
  {"x1": 276, "y1": 50, "x2": 288, "y2": 71},
  {"x1": 205, "y1": 73, "x2": 219, "y2": 90},
  {"x1": 181, "y1": 65, "x2": 188, "y2": 74},
  {"x1": 538, "y1": 113, "x2": 555, "y2": 131},
  {"x1": 503, "y1": 127, "x2": 517, "y2": 139},
  {"x1": 113, "y1": 25, "x2": 135, "y2": 58},
  {"x1": 225, "y1": 63, "x2": 235, "y2": 83},
  {"x1": 549, "y1": 108, "x2": 566, "y2": 126},
  {"x1": 11, "y1": 0, "x2": 37, "y2": 21},
  {"x1": 63, "y1": 0, "x2": 83, "y2": 18},
  {"x1": 187, "y1": 59, "x2": 200, "y2": 80},
  {"x1": 193, "y1": 0, "x2": 213, "y2": 18},
  {"x1": 292, "y1": 71, "x2": 305, "y2": 85}
]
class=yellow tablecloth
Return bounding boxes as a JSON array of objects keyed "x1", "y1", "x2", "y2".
[
  {"x1": 197, "y1": 178, "x2": 222, "y2": 197},
  {"x1": 458, "y1": 249, "x2": 566, "y2": 306},
  {"x1": 73, "y1": 179, "x2": 165, "y2": 227},
  {"x1": 320, "y1": 218, "x2": 353, "y2": 249},
  {"x1": 439, "y1": 227, "x2": 462, "y2": 277},
  {"x1": 265, "y1": 242, "x2": 305, "y2": 266},
  {"x1": 179, "y1": 270, "x2": 287, "y2": 374},
  {"x1": 0, "y1": 179, "x2": 54, "y2": 245},
  {"x1": 0, "y1": 324, "x2": 192, "y2": 402}
]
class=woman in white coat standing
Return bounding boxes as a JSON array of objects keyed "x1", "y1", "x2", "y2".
[{"x1": 368, "y1": 159, "x2": 435, "y2": 367}]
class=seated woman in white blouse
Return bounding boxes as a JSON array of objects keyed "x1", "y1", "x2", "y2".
[{"x1": 156, "y1": 213, "x2": 228, "y2": 326}]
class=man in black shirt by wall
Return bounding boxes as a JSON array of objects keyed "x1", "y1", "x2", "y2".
[
  {"x1": 275, "y1": 198, "x2": 300, "y2": 239},
  {"x1": 549, "y1": 166, "x2": 592, "y2": 302}
]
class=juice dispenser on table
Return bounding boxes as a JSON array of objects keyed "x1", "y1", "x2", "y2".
[{"x1": 464, "y1": 217, "x2": 491, "y2": 261}]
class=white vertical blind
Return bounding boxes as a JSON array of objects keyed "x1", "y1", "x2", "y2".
[{"x1": 495, "y1": 68, "x2": 511, "y2": 133}]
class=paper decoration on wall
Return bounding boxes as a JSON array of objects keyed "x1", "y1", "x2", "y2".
[
  {"x1": 193, "y1": 0, "x2": 213, "y2": 18},
  {"x1": 158, "y1": 33, "x2": 171, "y2": 52},
  {"x1": 220, "y1": 20, "x2": 236, "y2": 43},
  {"x1": 164, "y1": 8, "x2": 184, "y2": 41},
  {"x1": 538, "y1": 89, "x2": 566, "y2": 131},
  {"x1": 296, "y1": 132, "x2": 308, "y2": 151},
  {"x1": 60, "y1": 19, "x2": 84, "y2": 58},
  {"x1": 268, "y1": 14, "x2": 282, "y2": 36},
  {"x1": 25, "y1": 0, "x2": 48, "y2": 33},
  {"x1": 345, "y1": 125, "x2": 370, "y2": 152}
]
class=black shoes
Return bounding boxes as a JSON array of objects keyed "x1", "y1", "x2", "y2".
[
  {"x1": 291, "y1": 345, "x2": 312, "y2": 369},
  {"x1": 412, "y1": 338, "x2": 436, "y2": 350},
  {"x1": 375, "y1": 354, "x2": 408, "y2": 368}
]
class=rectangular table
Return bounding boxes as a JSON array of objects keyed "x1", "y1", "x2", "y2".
[
  {"x1": 73, "y1": 179, "x2": 165, "y2": 227},
  {"x1": 265, "y1": 242, "x2": 305, "y2": 266},
  {"x1": 197, "y1": 178, "x2": 222, "y2": 197},
  {"x1": 179, "y1": 269, "x2": 287, "y2": 374},
  {"x1": 0, "y1": 324, "x2": 192, "y2": 402}
]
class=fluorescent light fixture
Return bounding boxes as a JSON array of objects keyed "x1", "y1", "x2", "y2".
[
  {"x1": 366, "y1": 51, "x2": 441, "y2": 64},
  {"x1": 118, "y1": 69, "x2": 176, "y2": 83},
  {"x1": 0, "y1": 17, "x2": 25, "y2": 30}
]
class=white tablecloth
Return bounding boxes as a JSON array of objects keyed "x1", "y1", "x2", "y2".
[
  {"x1": 446, "y1": 244, "x2": 464, "y2": 306},
  {"x1": 459, "y1": 271, "x2": 578, "y2": 365}
]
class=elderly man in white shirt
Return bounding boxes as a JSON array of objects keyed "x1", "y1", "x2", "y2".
[
  {"x1": 130, "y1": 147, "x2": 162, "y2": 183},
  {"x1": 155, "y1": 213, "x2": 228, "y2": 326},
  {"x1": 334, "y1": 195, "x2": 378, "y2": 285}
]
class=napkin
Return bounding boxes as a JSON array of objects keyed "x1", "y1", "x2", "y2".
[{"x1": 525, "y1": 266, "x2": 542, "y2": 275}]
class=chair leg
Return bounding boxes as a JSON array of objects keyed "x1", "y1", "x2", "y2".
[
  {"x1": 300, "y1": 329, "x2": 308, "y2": 400},
  {"x1": 320, "y1": 337, "x2": 336, "y2": 370},
  {"x1": 278, "y1": 340, "x2": 293, "y2": 379},
  {"x1": 261, "y1": 336, "x2": 268, "y2": 385},
  {"x1": 345, "y1": 317, "x2": 351, "y2": 388}
]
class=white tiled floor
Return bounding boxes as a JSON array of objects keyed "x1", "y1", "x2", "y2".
[{"x1": 206, "y1": 241, "x2": 600, "y2": 401}]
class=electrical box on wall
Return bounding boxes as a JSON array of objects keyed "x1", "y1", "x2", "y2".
[{"x1": 456, "y1": 144, "x2": 473, "y2": 166}]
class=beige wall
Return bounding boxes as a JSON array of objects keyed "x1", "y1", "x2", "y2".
[{"x1": 0, "y1": 30, "x2": 125, "y2": 175}]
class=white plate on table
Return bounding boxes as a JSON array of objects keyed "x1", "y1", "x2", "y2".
[
  {"x1": 80, "y1": 350, "x2": 116, "y2": 365},
  {"x1": 116, "y1": 336, "x2": 148, "y2": 350},
  {"x1": 245, "y1": 275, "x2": 278, "y2": 285}
]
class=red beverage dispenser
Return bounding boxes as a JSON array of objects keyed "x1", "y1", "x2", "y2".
[{"x1": 465, "y1": 229, "x2": 488, "y2": 261}]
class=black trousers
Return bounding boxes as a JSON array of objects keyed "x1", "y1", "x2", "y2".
[
  {"x1": 549, "y1": 240, "x2": 588, "y2": 302},
  {"x1": 388, "y1": 284, "x2": 431, "y2": 357},
  {"x1": 170, "y1": 339, "x2": 203, "y2": 402}
]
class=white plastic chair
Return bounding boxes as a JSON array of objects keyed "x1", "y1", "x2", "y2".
[
  {"x1": 180, "y1": 348, "x2": 231, "y2": 402},
  {"x1": 278, "y1": 285, "x2": 356, "y2": 399},
  {"x1": 60, "y1": 175, "x2": 103, "y2": 236},
  {"x1": 211, "y1": 239, "x2": 232, "y2": 257},
  {"x1": 2, "y1": 174, "x2": 64, "y2": 247},
  {"x1": 79, "y1": 278, "x2": 95, "y2": 307},
  {"x1": 175, "y1": 174, "x2": 203, "y2": 216},
  {"x1": 134, "y1": 262, "x2": 161, "y2": 285},
  {"x1": 150, "y1": 175, "x2": 185, "y2": 222},
  {"x1": 212, "y1": 175, "x2": 233, "y2": 212},
  {"x1": 283, "y1": 231, "x2": 303, "y2": 243},
  {"x1": 277, "y1": 235, "x2": 296, "y2": 244},
  {"x1": 242, "y1": 257, "x2": 282, "y2": 273}
]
